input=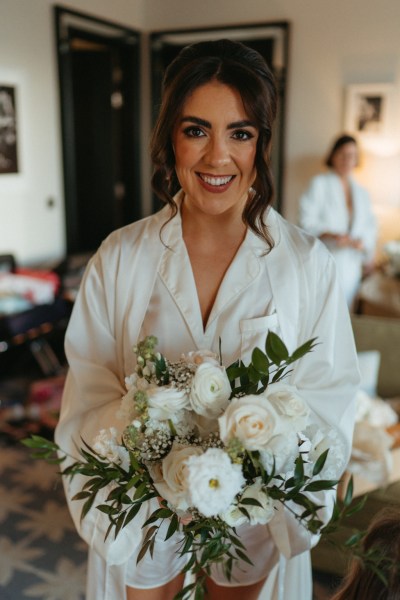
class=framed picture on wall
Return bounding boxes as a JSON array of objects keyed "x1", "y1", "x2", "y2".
[
  {"x1": 344, "y1": 83, "x2": 393, "y2": 136},
  {"x1": 0, "y1": 85, "x2": 19, "y2": 174}
]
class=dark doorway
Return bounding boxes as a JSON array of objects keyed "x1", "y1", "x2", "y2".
[
  {"x1": 55, "y1": 7, "x2": 141, "y2": 254},
  {"x1": 150, "y1": 24, "x2": 289, "y2": 213}
]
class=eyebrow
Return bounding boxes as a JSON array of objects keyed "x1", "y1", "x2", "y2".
[{"x1": 179, "y1": 116, "x2": 256, "y2": 129}]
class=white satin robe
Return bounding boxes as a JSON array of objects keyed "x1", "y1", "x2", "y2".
[
  {"x1": 55, "y1": 197, "x2": 359, "y2": 600},
  {"x1": 299, "y1": 172, "x2": 377, "y2": 307}
]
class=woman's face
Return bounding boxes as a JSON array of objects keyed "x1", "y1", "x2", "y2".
[
  {"x1": 331, "y1": 142, "x2": 358, "y2": 177},
  {"x1": 172, "y1": 80, "x2": 259, "y2": 217}
]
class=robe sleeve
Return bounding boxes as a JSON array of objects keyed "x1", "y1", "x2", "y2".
[
  {"x1": 298, "y1": 176, "x2": 328, "y2": 237},
  {"x1": 54, "y1": 246, "x2": 155, "y2": 566}
]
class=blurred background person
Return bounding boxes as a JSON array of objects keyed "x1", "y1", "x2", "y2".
[
  {"x1": 331, "y1": 507, "x2": 400, "y2": 600},
  {"x1": 298, "y1": 134, "x2": 377, "y2": 310}
]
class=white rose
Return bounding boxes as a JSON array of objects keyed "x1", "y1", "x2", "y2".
[
  {"x1": 182, "y1": 350, "x2": 220, "y2": 366},
  {"x1": 259, "y1": 431, "x2": 300, "y2": 475},
  {"x1": 147, "y1": 386, "x2": 190, "y2": 422},
  {"x1": 240, "y1": 478, "x2": 275, "y2": 525},
  {"x1": 219, "y1": 395, "x2": 281, "y2": 451},
  {"x1": 186, "y1": 448, "x2": 245, "y2": 517},
  {"x1": 154, "y1": 443, "x2": 203, "y2": 511},
  {"x1": 189, "y1": 363, "x2": 231, "y2": 418},
  {"x1": 264, "y1": 383, "x2": 310, "y2": 431}
]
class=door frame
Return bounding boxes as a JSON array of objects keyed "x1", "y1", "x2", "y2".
[{"x1": 54, "y1": 6, "x2": 141, "y2": 253}]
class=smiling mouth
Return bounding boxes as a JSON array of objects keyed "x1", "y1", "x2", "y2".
[{"x1": 198, "y1": 174, "x2": 235, "y2": 187}]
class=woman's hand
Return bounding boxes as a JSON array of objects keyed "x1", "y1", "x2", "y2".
[{"x1": 320, "y1": 233, "x2": 364, "y2": 251}]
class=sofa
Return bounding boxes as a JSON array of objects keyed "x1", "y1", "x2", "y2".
[{"x1": 311, "y1": 313, "x2": 400, "y2": 576}]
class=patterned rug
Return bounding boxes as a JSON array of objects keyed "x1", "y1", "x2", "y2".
[{"x1": 0, "y1": 442, "x2": 87, "y2": 600}]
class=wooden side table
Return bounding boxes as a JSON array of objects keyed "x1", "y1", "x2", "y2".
[{"x1": 357, "y1": 271, "x2": 400, "y2": 318}]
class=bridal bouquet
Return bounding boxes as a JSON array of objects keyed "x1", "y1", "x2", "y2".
[{"x1": 24, "y1": 332, "x2": 348, "y2": 599}]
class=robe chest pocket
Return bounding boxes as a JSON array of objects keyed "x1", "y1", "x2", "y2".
[{"x1": 239, "y1": 313, "x2": 280, "y2": 365}]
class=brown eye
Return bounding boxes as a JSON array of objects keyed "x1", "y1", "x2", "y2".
[{"x1": 183, "y1": 126, "x2": 205, "y2": 138}]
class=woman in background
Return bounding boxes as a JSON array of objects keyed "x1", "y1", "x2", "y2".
[{"x1": 299, "y1": 134, "x2": 377, "y2": 309}]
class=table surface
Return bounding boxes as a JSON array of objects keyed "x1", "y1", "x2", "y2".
[{"x1": 358, "y1": 270, "x2": 400, "y2": 318}]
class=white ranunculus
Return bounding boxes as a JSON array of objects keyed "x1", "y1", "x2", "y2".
[
  {"x1": 185, "y1": 448, "x2": 245, "y2": 517},
  {"x1": 182, "y1": 349, "x2": 220, "y2": 366},
  {"x1": 154, "y1": 443, "x2": 203, "y2": 511},
  {"x1": 92, "y1": 427, "x2": 130, "y2": 471},
  {"x1": 218, "y1": 395, "x2": 281, "y2": 451},
  {"x1": 147, "y1": 386, "x2": 190, "y2": 422},
  {"x1": 189, "y1": 363, "x2": 231, "y2": 418},
  {"x1": 240, "y1": 478, "x2": 275, "y2": 525},
  {"x1": 259, "y1": 431, "x2": 300, "y2": 475},
  {"x1": 264, "y1": 383, "x2": 310, "y2": 431}
]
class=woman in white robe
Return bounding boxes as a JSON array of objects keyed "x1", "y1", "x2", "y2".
[
  {"x1": 298, "y1": 135, "x2": 377, "y2": 309},
  {"x1": 55, "y1": 41, "x2": 359, "y2": 600}
]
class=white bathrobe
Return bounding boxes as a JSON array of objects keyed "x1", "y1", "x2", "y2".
[
  {"x1": 299, "y1": 171, "x2": 377, "y2": 307},
  {"x1": 55, "y1": 197, "x2": 359, "y2": 600}
]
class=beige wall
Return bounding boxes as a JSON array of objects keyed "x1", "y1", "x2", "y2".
[
  {"x1": 0, "y1": 0, "x2": 145, "y2": 265},
  {"x1": 1, "y1": 0, "x2": 399, "y2": 264}
]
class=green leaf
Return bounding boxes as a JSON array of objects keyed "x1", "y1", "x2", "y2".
[
  {"x1": 343, "y1": 476, "x2": 354, "y2": 507},
  {"x1": 96, "y1": 504, "x2": 119, "y2": 516},
  {"x1": 72, "y1": 491, "x2": 92, "y2": 501},
  {"x1": 124, "y1": 503, "x2": 142, "y2": 527},
  {"x1": 289, "y1": 338, "x2": 318, "y2": 362},
  {"x1": 194, "y1": 582, "x2": 205, "y2": 600},
  {"x1": 248, "y1": 364, "x2": 261, "y2": 384},
  {"x1": 235, "y1": 548, "x2": 254, "y2": 566},
  {"x1": 80, "y1": 494, "x2": 97, "y2": 520},
  {"x1": 265, "y1": 331, "x2": 289, "y2": 364},
  {"x1": 240, "y1": 498, "x2": 263, "y2": 507},
  {"x1": 21, "y1": 435, "x2": 58, "y2": 449},
  {"x1": 271, "y1": 366, "x2": 287, "y2": 383},
  {"x1": 344, "y1": 532, "x2": 364, "y2": 547},
  {"x1": 136, "y1": 540, "x2": 152, "y2": 563},
  {"x1": 251, "y1": 347, "x2": 270, "y2": 375},
  {"x1": 304, "y1": 479, "x2": 338, "y2": 492},
  {"x1": 165, "y1": 514, "x2": 179, "y2": 541},
  {"x1": 133, "y1": 482, "x2": 148, "y2": 500},
  {"x1": 173, "y1": 582, "x2": 197, "y2": 600},
  {"x1": 293, "y1": 456, "x2": 305, "y2": 484},
  {"x1": 312, "y1": 449, "x2": 329, "y2": 476}
]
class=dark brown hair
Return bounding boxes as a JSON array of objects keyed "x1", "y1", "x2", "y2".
[
  {"x1": 150, "y1": 39, "x2": 278, "y2": 248},
  {"x1": 331, "y1": 507, "x2": 400, "y2": 600},
  {"x1": 325, "y1": 133, "x2": 359, "y2": 168}
]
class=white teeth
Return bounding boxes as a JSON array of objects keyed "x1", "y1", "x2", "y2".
[{"x1": 201, "y1": 175, "x2": 233, "y2": 186}]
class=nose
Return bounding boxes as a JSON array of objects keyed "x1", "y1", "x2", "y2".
[{"x1": 204, "y1": 136, "x2": 231, "y2": 168}]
